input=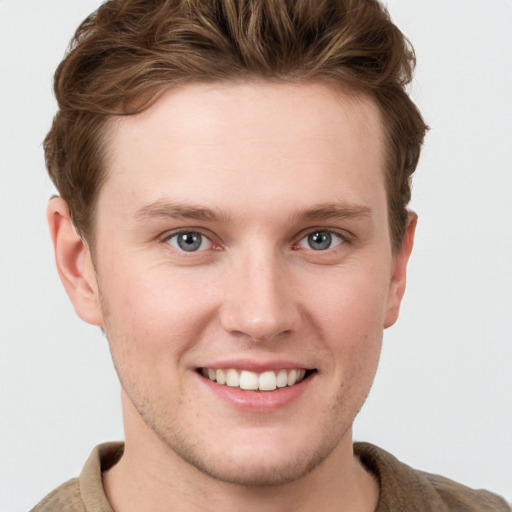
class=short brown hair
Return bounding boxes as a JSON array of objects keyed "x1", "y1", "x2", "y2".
[{"x1": 45, "y1": 0, "x2": 428, "y2": 250}]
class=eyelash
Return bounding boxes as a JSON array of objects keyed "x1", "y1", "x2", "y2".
[{"x1": 162, "y1": 227, "x2": 350, "y2": 255}]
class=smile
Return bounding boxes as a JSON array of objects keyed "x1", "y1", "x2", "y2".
[{"x1": 200, "y1": 368, "x2": 310, "y2": 391}]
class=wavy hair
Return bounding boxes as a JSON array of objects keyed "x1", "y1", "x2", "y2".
[{"x1": 45, "y1": 0, "x2": 428, "y2": 250}]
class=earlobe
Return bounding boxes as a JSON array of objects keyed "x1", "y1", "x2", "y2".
[
  {"x1": 47, "y1": 197, "x2": 104, "y2": 327},
  {"x1": 384, "y1": 212, "x2": 417, "y2": 329}
]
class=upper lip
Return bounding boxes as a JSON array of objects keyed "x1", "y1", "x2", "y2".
[{"x1": 196, "y1": 359, "x2": 314, "y2": 372}]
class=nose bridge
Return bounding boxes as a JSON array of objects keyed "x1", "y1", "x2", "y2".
[{"x1": 220, "y1": 242, "x2": 298, "y2": 342}]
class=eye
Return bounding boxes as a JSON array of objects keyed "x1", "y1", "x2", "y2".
[
  {"x1": 166, "y1": 231, "x2": 212, "y2": 252},
  {"x1": 298, "y1": 230, "x2": 343, "y2": 251}
]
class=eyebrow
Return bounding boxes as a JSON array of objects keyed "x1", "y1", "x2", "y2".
[
  {"x1": 135, "y1": 200, "x2": 227, "y2": 222},
  {"x1": 293, "y1": 203, "x2": 372, "y2": 222},
  {"x1": 135, "y1": 200, "x2": 371, "y2": 223}
]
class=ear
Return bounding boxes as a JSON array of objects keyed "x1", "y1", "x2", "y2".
[
  {"x1": 384, "y1": 212, "x2": 417, "y2": 329},
  {"x1": 47, "y1": 197, "x2": 104, "y2": 327}
]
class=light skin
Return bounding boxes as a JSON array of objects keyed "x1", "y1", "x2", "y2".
[{"x1": 48, "y1": 81, "x2": 416, "y2": 512}]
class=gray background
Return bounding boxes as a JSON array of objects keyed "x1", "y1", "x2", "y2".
[{"x1": 1, "y1": 1, "x2": 511, "y2": 510}]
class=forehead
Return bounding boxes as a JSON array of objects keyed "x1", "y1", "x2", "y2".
[{"x1": 99, "y1": 81, "x2": 386, "y2": 223}]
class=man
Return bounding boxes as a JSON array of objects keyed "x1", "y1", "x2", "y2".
[{"x1": 31, "y1": 0, "x2": 510, "y2": 510}]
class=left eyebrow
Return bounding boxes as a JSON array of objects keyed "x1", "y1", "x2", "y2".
[{"x1": 293, "y1": 203, "x2": 372, "y2": 222}]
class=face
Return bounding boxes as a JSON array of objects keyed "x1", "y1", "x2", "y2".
[{"x1": 66, "y1": 82, "x2": 413, "y2": 486}]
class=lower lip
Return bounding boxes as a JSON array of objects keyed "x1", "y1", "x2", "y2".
[{"x1": 197, "y1": 372, "x2": 313, "y2": 412}]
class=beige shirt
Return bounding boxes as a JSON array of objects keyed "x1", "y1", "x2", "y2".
[{"x1": 31, "y1": 442, "x2": 510, "y2": 511}]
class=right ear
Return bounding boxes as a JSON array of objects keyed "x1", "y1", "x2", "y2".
[{"x1": 47, "y1": 197, "x2": 104, "y2": 327}]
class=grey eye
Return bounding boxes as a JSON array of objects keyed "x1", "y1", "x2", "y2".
[
  {"x1": 299, "y1": 231, "x2": 343, "y2": 251},
  {"x1": 167, "y1": 232, "x2": 211, "y2": 252}
]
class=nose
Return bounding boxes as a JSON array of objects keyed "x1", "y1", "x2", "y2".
[{"x1": 219, "y1": 248, "x2": 301, "y2": 344}]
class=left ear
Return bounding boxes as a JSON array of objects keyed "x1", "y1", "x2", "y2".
[{"x1": 384, "y1": 212, "x2": 417, "y2": 328}]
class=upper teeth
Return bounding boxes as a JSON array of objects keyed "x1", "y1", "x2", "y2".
[{"x1": 201, "y1": 368, "x2": 307, "y2": 391}]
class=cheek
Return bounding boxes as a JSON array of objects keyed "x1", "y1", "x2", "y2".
[
  {"x1": 98, "y1": 260, "x2": 218, "y2": 370},
  {"x1": 302, "y1": 263, "x2": 390, "y2": 340},
  {"x1": 300, "y1": 262, "x2": 389, "y2": 390}
]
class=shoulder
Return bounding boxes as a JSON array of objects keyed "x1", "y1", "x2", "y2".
[
  {"x1": 30, "y1": 478, "x2": 85, "y2": 512},
  {"x1": 419, "y1": 470, "x2": 511, "y2": 512},
  {"x1": 354, "y1": 442, "x2": 511, "y2": 512},
  {"x1": 29, "y1": 442, "x2": 122, "y2": 512}
]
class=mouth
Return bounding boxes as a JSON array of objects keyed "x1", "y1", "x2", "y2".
[{"x1": 198, "y1": 367, "x2": 316, "y2": 392}]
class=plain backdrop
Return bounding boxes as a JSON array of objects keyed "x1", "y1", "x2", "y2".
[{"x1": 1, "y1": 1, "x2": 511, "y2": 510}]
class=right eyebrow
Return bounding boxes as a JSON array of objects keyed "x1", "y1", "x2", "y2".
[{"x1": 134, "y1": 200, "x2": 228, "y2": 223}]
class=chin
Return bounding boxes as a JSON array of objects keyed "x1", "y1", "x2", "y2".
[
  {"x1": 152, "y1": 421, "x2": 344, "y2": 488},
  {"x1": 180, "y1": 442, "x2": 332, "y2": 487},
  {"x1": 122, "y1": 378, "x2": 360, "y2": 488}
]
